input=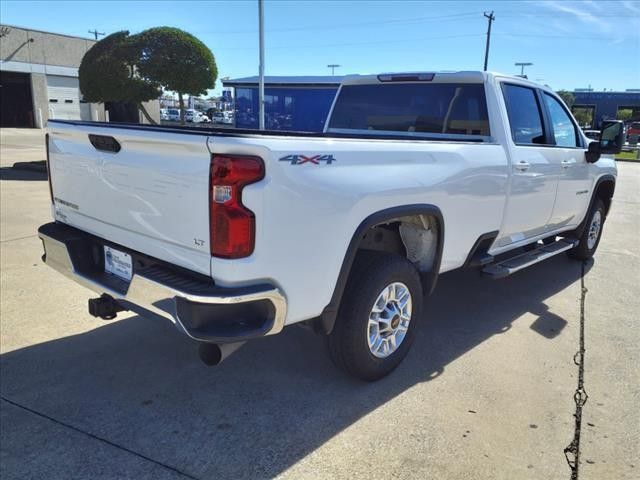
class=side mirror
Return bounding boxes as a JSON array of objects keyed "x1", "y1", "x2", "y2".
[
  {"x1": 586, "y1": 141, "x2": 601, "y2": 163},
  {"x1": 599, "y1": 120, "x2": 625, "y2": 154},
  {"x1": 585, "y1": 120, "x2": 624, "y2": 163}
]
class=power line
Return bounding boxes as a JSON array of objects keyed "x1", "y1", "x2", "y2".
[
  {"x1": 483, "y1": 11, "x2": 495, "y2": 71},
  {"x1": 191, "y1": 28, "x2": 616, "y2": 55},
  {"x1": 221, "y1": 32, "x2": 484, "y2": 51},
  {"x1": 498, "y1": 12, "x2": 635, "y2": 18},
  {"x1": 494, "y1": 32, "x2": 622, "y2": 39},
  {"x1": 327, "y1": 64, "x2": 341, "y2": 75},
  {"x1": 198, "y1": 11, "x2": 482, "y2": 35}
]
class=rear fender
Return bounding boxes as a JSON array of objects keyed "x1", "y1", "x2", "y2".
[{"x1": 317, "y1": 204, "x2": 444, "y2": 334}]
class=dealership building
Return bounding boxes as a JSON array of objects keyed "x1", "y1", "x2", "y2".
[
  {"x1": 0, "y1": 24, "x2": 108, "y2": 128},
  {"x1": 1, "y1": 24, "x2": 159, "y2": 128},
  {"x1": 572, "y1": 90, "x2": 640, "y2": 128},
  {"x1": 222, "y1": 76, "x2": 344, "y2": 131}
]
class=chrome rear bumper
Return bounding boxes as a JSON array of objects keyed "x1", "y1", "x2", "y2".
[{"x1": 38, "y1": 222, "x2": 287, "y2": 343}]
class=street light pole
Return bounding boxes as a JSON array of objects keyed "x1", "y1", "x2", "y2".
[
  {"x1": 327, "y1": 64, "x2": 341, "y2": 75},
  {"x1": 258, "y1": 0, "x2": 265, "y2": 130},
  {"x1": 515, "y1": 62, "x2": 533, "y2": 77}
]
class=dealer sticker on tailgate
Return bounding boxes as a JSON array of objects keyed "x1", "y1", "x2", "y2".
[{"x1": 104, "y1": 246, "x2": 133, "y2": 281}]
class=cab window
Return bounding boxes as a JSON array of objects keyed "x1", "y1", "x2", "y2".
[
  {"x1": 329, "y1": 83, "x2": 490, "y2": 137},
  {"x1": 502, "y1": 84, "x2": 546, "y2": 145},
  {"x1": 543, "y1": 93, "x2": 579, "y2": 148}
]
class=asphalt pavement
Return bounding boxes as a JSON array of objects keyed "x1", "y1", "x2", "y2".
[{"x1": 1, "y1": 129, "x2": 638, "y2": 479}]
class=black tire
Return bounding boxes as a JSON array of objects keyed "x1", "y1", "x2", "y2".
[
  {"x1": 568, "y1": 198, "x2": 606, "y2": 260},
  {"x1": 327, "y1": 251, "x2": 423, "y2": 381}
]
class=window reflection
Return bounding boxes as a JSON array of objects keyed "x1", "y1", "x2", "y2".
[{"x1": 234, "y1": 87, "x2": 337, "y2": 132}]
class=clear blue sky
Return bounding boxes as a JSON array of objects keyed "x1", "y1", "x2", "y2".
[{"x1": 2, "y1": 0, "x2": 639, "y2": 94}]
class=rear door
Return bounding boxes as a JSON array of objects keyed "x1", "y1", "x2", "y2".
[
  {"x1": 495, "y1": 82, "x2": 560, "y2": 248},
  {"x1": 48, "y1": 122, "x2": 213, "y2": 275}
]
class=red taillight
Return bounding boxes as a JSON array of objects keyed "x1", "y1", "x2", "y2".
[
  {"x1": 45, "y1": 133, "x2": 54, "y2": 204},
  {"x1": 209, "y1": 154, "x2": 264, "y2": 258}
]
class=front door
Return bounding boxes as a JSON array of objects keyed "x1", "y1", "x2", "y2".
[
  {"x1": 541, "y1": 92, "x2": 592, "y2": 229},
  {"x1": 494, "y1": 83, "x2": 560, "y2": 249}
]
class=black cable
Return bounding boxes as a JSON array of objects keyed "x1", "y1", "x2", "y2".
[{"x1": 564, "y1": 261, "x2": 589, "y2": 479}]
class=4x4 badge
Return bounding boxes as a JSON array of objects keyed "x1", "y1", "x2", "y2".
[{"x1": 279, "y1": 154, "x2": 336, "y2": 165}]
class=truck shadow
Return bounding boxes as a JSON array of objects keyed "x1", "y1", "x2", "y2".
[
  {"x1": 0, "y1": 166, "x2": 48, "y2": 181},
  {"x1": 0, "y1": 255, "x2": 590, "y2": 479}
]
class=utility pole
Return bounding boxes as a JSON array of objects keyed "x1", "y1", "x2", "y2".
[
  {"x1": 327, "y1": 64, "x2": 341, "y2": 75},
  {"x1": 483, "y1": 11, "x2": 495, "y2": 71},
  {"x1": 88, "y1": 29, "x2": 105, "y2": 40},
  {"x1": 515, "y1": 62, "x2": 533, "y2": 77},
  {"x1": 258, "y1": 0, "x2": 265, "y2": 130}
]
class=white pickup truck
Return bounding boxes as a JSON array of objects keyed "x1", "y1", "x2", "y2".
[{"x1": 39, "y1": 72, "x2": 623, "y2": 380}]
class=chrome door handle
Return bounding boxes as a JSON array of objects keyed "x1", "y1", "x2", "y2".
[
  {"x1": 561, "y1": 160, "x2": 574, "y2": 169},
  {"x1": 515, "y1": 161, "x2": 530, "y2": 171}
]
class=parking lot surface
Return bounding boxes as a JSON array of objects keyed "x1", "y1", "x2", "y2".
[{"x1": 1, "y1": 129, "x2": 638, "y2": 479}]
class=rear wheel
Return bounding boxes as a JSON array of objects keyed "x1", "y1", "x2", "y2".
[
  {"x1": 568, "y1": 198, "x2": 605, "y2": 260},
  {"x1": 327, "y1": 252, "x2": 422, "y2": 381}
]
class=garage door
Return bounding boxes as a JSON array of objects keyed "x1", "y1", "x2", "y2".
[
  {"x1": 47, "y1": 75, "x2": 81, "y2": 120},
  {"x1": 0, "y1": 71, "x2": 34, "y2": 128}
]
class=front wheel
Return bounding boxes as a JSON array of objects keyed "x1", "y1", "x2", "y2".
[
  {"x1": 568, "y1": 198, "x2": 605, "y2": 260},
  {"x1": 327, "y1": 252, "x2": 423, "y2": 381}
]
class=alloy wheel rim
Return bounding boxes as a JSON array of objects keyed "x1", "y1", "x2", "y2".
[
  {"x1": 587, "y1": 210, "x2": 602, "y2": 250},
  {"x1": 367, "y1": 282, "x2": 412, "y2": 358}
]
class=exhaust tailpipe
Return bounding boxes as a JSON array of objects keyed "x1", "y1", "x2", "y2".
[{"x1": 198, "y1": 342, "x2": 246, "y2": 366}]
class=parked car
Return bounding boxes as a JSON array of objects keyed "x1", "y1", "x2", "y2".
[
  {"x1": 184, "y1": 109, "x2": 198, "y2": 122},
  {"x1": 166, "y1": 109, "x2": 180, "y2": 121},
  {"x1": 160, "y1": 108, "x2": 169, "y2": 121},
  {"x1": 627, "y1": 121, "x2": 640, "y2": 139},
  {"x1": 41, "y1": 71, "x2": 622, "y2": 380},
  {"x1": 185, "y1": 109, "x2": 209, "y2": 123},
  {"x1": 208, "y1": 110, "x2": 233, "y2": 125},
  {"x1": 222, "y1": 111, "x2": 234, "y2": 125},
  {"x1": 211, "y1": 112, "x2": 226, "y2": 124}
]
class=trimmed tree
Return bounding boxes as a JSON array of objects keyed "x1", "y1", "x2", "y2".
[
  {"x1": 134, "y1": 27, "x2": 217, "y2": 124},
  {"x1": 556, "y1": 90, "x2": 575, "y2": 108},
  {"x1": 79, "y1": 31, "x2": 161, "y2": 124}
]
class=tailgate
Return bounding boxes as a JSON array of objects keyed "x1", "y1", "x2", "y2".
[{"x1": 47, "y1": 122, "x2": 212, "y2": 276}]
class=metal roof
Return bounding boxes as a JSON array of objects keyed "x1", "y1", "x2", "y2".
[
  {"x1": 573, "y1": 91, "x2": 640, "y2": 100},
  {"x1": 0, "y1": 23, "x2": 96, "y2": 42}
]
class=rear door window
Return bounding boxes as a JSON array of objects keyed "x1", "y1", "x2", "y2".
[
  {"x1": 328, "y1": 83, "x2": 490, "y2": 137},
  {"x1": 502, "y1": 84, "x2": 546, "y2": 145}
]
